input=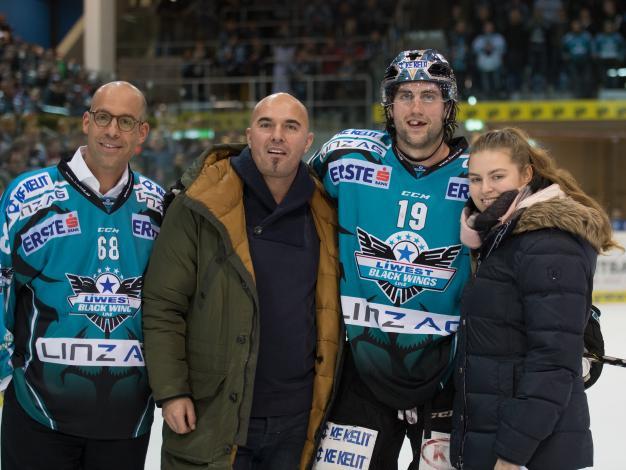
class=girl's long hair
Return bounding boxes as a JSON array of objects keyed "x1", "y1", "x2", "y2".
[{"x1": 471, "y1": 127, "x2": 620, "y2": 252}]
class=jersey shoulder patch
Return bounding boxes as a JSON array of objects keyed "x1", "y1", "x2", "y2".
[
  {"x1": 133, "y1": 173, "x2": 165, "y2": 215},
  {"x1": 318, "y1": 128, "x2": 391, "y2": 162}
]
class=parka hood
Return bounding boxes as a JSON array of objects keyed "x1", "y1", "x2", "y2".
[
  {"x1": 514, "y1": 196, "x2": 606, "y2": 253},
  {"x1": 183, "y1": 143, "x2": 330, "y2": 209},
  {"x1": 181, "y1": 143, "x2": 247, "y2": 189}
]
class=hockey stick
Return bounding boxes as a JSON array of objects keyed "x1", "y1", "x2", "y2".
[{"x1": 584, "y1": 352, "x2": 626, "y2": 368}]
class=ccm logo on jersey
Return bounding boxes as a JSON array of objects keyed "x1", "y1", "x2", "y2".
[
  {"x1": 445, "y1": 177, "x2": 469, "y2": 201},
  {"x1": 328, "y1": 159, "x2": 392, "y2": 189},
  {"x1": 21, "y1": 211, "x2": 81, "y2": 255}
]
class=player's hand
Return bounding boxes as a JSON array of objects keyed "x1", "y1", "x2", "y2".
[
  {"x1": 162, "y1": 397, "x2": 196, "y2": 434},
  {"x1": 494, "y1": 458, "x2": 521, "y2": 470}
]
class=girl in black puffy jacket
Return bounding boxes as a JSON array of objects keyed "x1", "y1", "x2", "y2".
[{"x1": 450, "y1": 128, "x2": 620, "y2": 470}]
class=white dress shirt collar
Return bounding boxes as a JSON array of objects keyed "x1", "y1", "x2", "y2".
[{"x1": 67, "y1": 146, "x2": 129, "y2": 199}]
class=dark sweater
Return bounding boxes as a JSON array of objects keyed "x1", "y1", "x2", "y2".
[{"x1": 231, "y1": 149, "x2": 319, "y2": 417}]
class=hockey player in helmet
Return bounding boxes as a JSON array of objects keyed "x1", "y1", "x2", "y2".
[
  {"x1": 309, "y1": 49, "x2": 469, "y2": 469},
  {"x1": 381, "y1": 49, "x2": 460, "y2": 167}
]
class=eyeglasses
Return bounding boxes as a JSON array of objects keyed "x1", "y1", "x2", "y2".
[
  {"x1": 394, "y1": 90, "x2": 448, "y2": 106},
  {"x1": 89, "y1": 110, "x2": 143, "y2": 132}
]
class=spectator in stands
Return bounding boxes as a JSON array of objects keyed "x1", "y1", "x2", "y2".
[
  {"x1": 505, "y1": 8, "x2": 530, "y2": 96},
  {"x1": 600, "y1": 0, "x2": 623, "y2": 32},
  {"x1": 0, "y1": 114, "x2": 18, "y2": 155},
  {"x1": 0, "y1": 138, "x2": 30, "y2": 194},
  {"x1": 534, "y1": 0, "x2": 567, "y2": 91},
  {"x1": 42, "y1": 75, "x2": 67, "y2": 108},
  {"x1": 363, "y1": 29, "x2": 387, "y2": 88},
  {"x1": 359, "y1": 0, "x2": 388, "y2": 35},
  {"x1": 302, "y1": 0, "x2": 333, "y2": 37},
  {"x1": 594, "y1": 19, "x2": 625, "y2": 88},
  {"x1": 271, "y1": 24, "x2": 296, "y2": 93},
  {"x1": 0, "y1": 78, "x2": 17, "y2": 114},
  {"x1": 142, "y1": 129, "x2": 173, "y2": 184},
  {"x1": 291, "y1": 43, "x2": 316, "y2": 101},
  {"x1": 320, "y1": 35, "x2": 342, "y2": 76},
  {"x1": 244, "y1": 36, "x2": 271, "y2": 99},
  {"x1": 534, "y1": 0, "x2": 565, "y2": 27},
  {"x1": 472, "y1": 3, "x2": 494, "y2": 37},
  {"x1": 0, "y1": 14, "x2": 12, "y2": 48},
  {"x1": 473, "y1": 20, "x2": 507, "y2": 98},
  {"x1": 579, "y1": 7, "x2": 598, "y2": 35},
  {"x1": 43, "y1": 135, "x2": 66, "y2": 166},
  {"x1": 155, "y1": 0, "x2": 190, "y2": 56},
  {"x1": 244, "y1": 36, "x2": 270, "y2": 77},
  {"x1": 528, "y1": 6, "x2": 551, "y2": 93},
  {"x1": 181, "y1": 42, "x2": 210, "y2": 101},
  {"x1": 448, "y1": 19, "x2": 472, "y2": 98},
  {"x1": 508, "y1": 0, "x2": 531, "y2": 24},
  {"x1": 66, "y1": 83, "x2": 90, "y2": 116},
  {"x1": 562, "y1": 19, "x2": 594, "y2": 97}
]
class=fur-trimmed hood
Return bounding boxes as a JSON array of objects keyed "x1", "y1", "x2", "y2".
[{"x1": 514, "y1": 196, "x2": 606, "y2": 253}]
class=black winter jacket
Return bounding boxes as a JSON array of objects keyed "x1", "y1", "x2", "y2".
[{"x1": 451, "y1": 196, "x2": 605, "y2": 469}]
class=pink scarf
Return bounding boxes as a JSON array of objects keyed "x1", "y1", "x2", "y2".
[{"x1": 460, "y1": 184, "x2": 565, "y2": 249}]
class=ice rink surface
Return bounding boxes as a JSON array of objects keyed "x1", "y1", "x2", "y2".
[{"x1": 142, "y1": 303, "x2": 626, "y2": 469}]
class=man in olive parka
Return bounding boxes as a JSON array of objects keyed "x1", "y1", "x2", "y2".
[{"x1": 142, "y1": 93, "x2": 343, "y2": 469}]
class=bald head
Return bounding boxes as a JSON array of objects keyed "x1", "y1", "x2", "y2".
[
  {"x1": 246, "y1": 92, "x2": 314, "y2": 203},
  {"x1": 250, "y1": 93, "x2": 310, "y2": 131},
  {"x1": 82, "y1": 80, "x2": 150, "y2": 194},
  {"x1": 92, "y1": 81, "x2": 147, "y2": 120}
]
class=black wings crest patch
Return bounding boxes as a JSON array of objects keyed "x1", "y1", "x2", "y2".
[{"x1": 354, "y1": 227, "x2": 461, "y2": 305}]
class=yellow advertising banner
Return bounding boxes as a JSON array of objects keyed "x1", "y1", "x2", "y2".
[{"x1": 372, "y1": 100, "x2": 626, "y2": 124}]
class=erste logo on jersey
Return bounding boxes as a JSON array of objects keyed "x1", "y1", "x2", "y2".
[
  {"x1": 66, "y1": 270, "x2": 142, "y2": 333},
  {"x1": 354, "y1": 227, "x2": 461, "y2": 305},
  {"x1": 21, "y1": 211, "x2": 81, "y2": 255},
  {"x1": 132, "y1": 213, "x2": 159, "y2": 240},
  {"x1": 445, "y1": 177, "x2": 469, "y2": 201},
  {"x1": 328, "y1": 159, "x2": 392, "y2": 189}
]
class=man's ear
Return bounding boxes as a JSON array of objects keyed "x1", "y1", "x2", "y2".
[
  {"x1": 304, "y1": 132, "x2": 314, "y2": 154},
  {"x1": 82, "y1": 111, "x2": 90, "y2": 135},
  {"x1": 138, "y1": 121, "x2": 150, "y2": 145}
]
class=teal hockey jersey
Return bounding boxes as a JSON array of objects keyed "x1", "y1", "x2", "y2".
[
  {"x1": 0, "y1": 158, "x2": 163, "y2": 439},
  {"x1": 310, "y1": 129, "x2": 471, "y2": 408}
]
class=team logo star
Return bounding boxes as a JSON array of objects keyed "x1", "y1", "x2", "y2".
[
  {"x1": 396, "y1": 244, "x2": 414, "y2": 261},
  {"x1": 99, "y1": 276, "x2": 116, "y2": 293}
]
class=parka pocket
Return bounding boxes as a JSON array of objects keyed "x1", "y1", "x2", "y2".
[
  {"x1": 188, "y1": 369, "x2": 226, "y2": 401},
  {"x1": 187, "y1": 337, "x2": 227, "y2": 374}
]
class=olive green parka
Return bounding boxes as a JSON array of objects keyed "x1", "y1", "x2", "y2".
[{"x1": 142, "y1": 144, "x2": 343, "y2": 469}]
